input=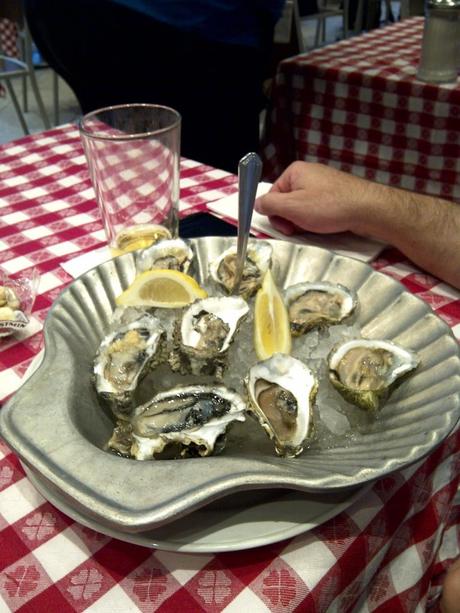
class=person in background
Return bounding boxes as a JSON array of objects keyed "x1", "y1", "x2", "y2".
[
  {"x1": 348, "y1": 0, "x2": 383, "y2": 31},
  {"x1": 24, "y1": 0, "x2": 284, "y2": 173},
  {"x1": 255, "y1": 161, "x2": 460, "y2": 289},
  {"x1": 297, "y1": 0, "x2": 319, "y2": 16}
]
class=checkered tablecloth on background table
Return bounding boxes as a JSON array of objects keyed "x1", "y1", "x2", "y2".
[
  {"x1": 0, "y1": 124, "x2": 460, "y2": 612},
  {"x1": 262, "y1": 17, "x2": 460, "y2": 204},
  {"x1": 0, "y1": 18, "x2": 19, "y2": 99},
  {"x1": 0, "y1": 18, "x2": 19, "y2": 60}
]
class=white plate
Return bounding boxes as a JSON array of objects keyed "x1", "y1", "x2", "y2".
[{"x1": 23, "y1": 464, "x2": 367, "y2": 553}]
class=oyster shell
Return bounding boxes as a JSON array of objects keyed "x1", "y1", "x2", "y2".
[
  {"x1": 209, "y1": 240, "x2": 272, "y2": 298},
  {"x1": 328, "y1": 339, "x2": 420, "y2": 411},
  {"x1": 245, "y1": 353, "x2": 318, "y2": 457},
  {"x1": 108, "y1": 385, "x2": 246, "y2": 460},
  {"x1": 137, "y1": 238, "x2": 194, "y2": 274},
  {"x1": 169, "y1": 296, "x2": 249, "y2": 378},
  {"x1": 110, "y1": 305, "x2": 156, "y2": 327},
  {"x1": 284, "y1": 282, "x2": 357, "y2": 336},
  {"x1": 93, "y1": 312, "x2": 167, "y2": 419}
]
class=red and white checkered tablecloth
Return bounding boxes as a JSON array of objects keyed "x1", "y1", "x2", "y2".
[
  {"x1": 0, "y1": 18, "x2": 19, "y2": 59},
  {"x1": 1, "y1": 124, "x2": 460, "y2": 612},
  {"x1": 262, "y1": 17, "x2": 460, "y2": 203},
  {"x1": 0, "y1": 18, "x2": 20, "y2": 99}
]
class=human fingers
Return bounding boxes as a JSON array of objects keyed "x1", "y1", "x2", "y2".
[
  {"x1": 255, "y1": 190, "x2": 312, "y2": 229},
  {"x1": 267, "y1": 215, "x2": 297, "y2": 235},
  {"x1": 266, "y1": 161, "x2": 310, "y2": 195},
  {"x1": 255, "y1": 189, "x2": 349, "y2": 234},
  {"x1": 255, "y1": 190, "x2": 298, "y2": 216}
]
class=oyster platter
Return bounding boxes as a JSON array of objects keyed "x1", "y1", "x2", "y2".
[{"x1": 1, "y1": 236, "x2": 460, "y2": 533}]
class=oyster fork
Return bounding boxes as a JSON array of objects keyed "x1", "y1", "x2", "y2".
[{"x1": 232, "y1": 152, "x2": 263, "y2": 295}]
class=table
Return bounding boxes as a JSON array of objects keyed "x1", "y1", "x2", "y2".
[
  {"x1": 0, "y1": 124, "x2": 459, "y2": 612},
  {"x1": 0, "y1": 17, "x2": 19, "y2": 100},
  {"x1": 262, "y1": 16, "x2": 460, "y2": 204}
]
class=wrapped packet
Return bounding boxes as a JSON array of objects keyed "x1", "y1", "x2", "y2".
[{"x1": 0, "y1": 269, "x2": 39, "y2": 338}]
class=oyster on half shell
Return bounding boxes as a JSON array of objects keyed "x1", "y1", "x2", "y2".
[
  {"x1": 137, "y1": 238, "x2": 194, "y2": 274},
  {"x1": 93, "y1": 312, "x2": 167, "y2": 420},
  {"x1": 209, "y1": 240, "x2": 272, "y2": 298},
  {"x1": 245, "y1": 353, "x2": 318, "y2": 458},
  {"x1": 284, "y1": 282, "x2": 357, "y2": 336},
  {"x1": 328, "y1": 339, "x2": 420, "y2": 411},
  {"x1": 107, "y1": 385, "x2": 246, "y2": 460},
  {"x1": 169, "y1": 295, "x2": 249, "y2": 378}
]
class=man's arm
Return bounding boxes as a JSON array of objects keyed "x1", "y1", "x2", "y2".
[{"x1": 255, "y1": 162, "x2": 460, "y2": 288}]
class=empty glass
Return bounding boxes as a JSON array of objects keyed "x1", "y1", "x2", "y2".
[{"x1": 80, "y1": 104, "x2": 181, "y2": 255}]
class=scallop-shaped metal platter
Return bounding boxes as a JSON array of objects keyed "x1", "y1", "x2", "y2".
[{"x1": 1, "y1": 237, "x2": 460, "y2": 533}]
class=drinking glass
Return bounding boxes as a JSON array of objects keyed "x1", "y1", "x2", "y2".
[{"x1": 80, "y1": 103, "x2": 181, "y2": 255}]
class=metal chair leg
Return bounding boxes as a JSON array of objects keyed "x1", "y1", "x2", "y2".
[
  {"x1": 343, "y1": 0, "x2": 350, "y2": 36},
  {"x1": 27, "y1": 69, "x2": 51, "y2": 129},
  {"x1": 24, "y1": 25, "x2": 51, "y2": 130},
  {"x1": 354, "y1": 0, "x2": 365, "y2": 32},
  {"x1": 19, "y1": 35, "x2": 29, "y2": 113},
  {"x1": 53, "y1": 71, "x2": 59, "y2": 126},
  {"x1": 22, "y1": 73, "x2": 28, "y2": 112},
  {"x1": 5, "y1": 78, "x2": 29, "y2": 135},
  {"x1": 315, "y1": 15, "x2": 326, "y2": 46}
]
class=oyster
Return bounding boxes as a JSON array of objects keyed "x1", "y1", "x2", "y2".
[
  {"x1": 137, "y1": 238, "x2": 194, "y2": 274},
  {"x1": 245, "y1": 353, "x2": 318, "y2": 458},
  {"x1": 169, "y1": 296, "x2": 249, "y2": 378},
  {"x1": 209, "y1": 240, "x2": 272, "y2": 298},
  {"x1": 328, "y1": 339, "x2": 420, "y2": 411},
  {"x1": 108, "y1": 385, "x2": 246, "y2": 460},
  {"x1": 110, "y1": 305, "x2": 156, "y2": 327},
  {"x1": 93, "y1": 312, "x2": 167, "y2": 419},
  {"x1": 284, "y1": 282, "x2": 357, "y2": 336}
]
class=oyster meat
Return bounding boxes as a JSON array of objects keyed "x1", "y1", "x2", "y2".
[
  {"x1": 328, "y1": 339, "x2": 420, "y2": 411},
  {"x1": 169, "y1": 295, "x2": 249, "y2": 378},
  {"x1": 93, "y1": 312, "x2": 167, "y2": 419},
  {"x1": 137, "y1": 238, "x2": 194, "y2": 274},
  {"x1": 108, "y1": 385, "x2": 246, "y2": 460},
  {"x1": 245, "y1": 353, "x2": 318, "y2": 457},
  {"x1": 284, "y1": 282, "x2": 357, "y2": 336},
  {"x1": 209, "y1": 240, "x2": 272, "y2": 298}
]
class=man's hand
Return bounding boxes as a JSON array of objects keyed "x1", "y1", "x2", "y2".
[
  {"x1": 255, "y1": 161, "x2": 460, "y2": 289},
  {"x1": 255, "y1": 161, "x2": 377, "y2": 235}
]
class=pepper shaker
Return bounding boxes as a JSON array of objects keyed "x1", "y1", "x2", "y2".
[{"x1": 417, "y1": 0, "x2": 460, "y2": 84}]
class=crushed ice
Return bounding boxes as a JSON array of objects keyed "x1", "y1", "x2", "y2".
[{"x1": 132, "y1": 289, "x2": 371, "y2": 451}]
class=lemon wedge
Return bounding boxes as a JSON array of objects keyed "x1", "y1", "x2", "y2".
[
  {"x1": 254, "y1": 269, "x2": 292, "y2": 360},
  {"x1": 116, "y1": 269, "x2": 208, "y2": 308}
]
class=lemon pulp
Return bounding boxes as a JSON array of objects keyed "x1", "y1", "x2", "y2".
[
  {"x1": 116, "y1": 269, "x2": 207, "y2": 308},
  {"x1": 254, "y1": 270, "x2": 291, "y2": 360}
]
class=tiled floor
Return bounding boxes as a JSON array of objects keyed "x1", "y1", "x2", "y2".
[{"x1": 0, "y1": 67, "x2": 80, "y2": 144}]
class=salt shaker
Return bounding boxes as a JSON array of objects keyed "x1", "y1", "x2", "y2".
[{"x1": 417, "y1": 0, "x2": 460, "y2": 84}]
